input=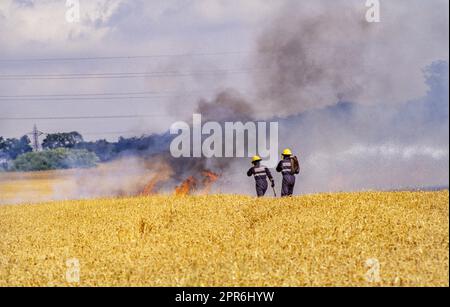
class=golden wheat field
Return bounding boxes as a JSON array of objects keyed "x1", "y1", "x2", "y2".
[{"x1": 0, "y1": 185, "x2": 448, "y2": 287}]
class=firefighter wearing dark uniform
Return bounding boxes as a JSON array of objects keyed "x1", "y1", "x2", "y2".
[
  {"x1": 247, "y1": 156, "x2": 275, "y2": 197},
  {"x1": 276, "y1": 149, "x2": 299, "y2": 197}
]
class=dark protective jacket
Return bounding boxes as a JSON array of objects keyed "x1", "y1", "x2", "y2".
[
  {"x1": 276, "y1": 156, "x2": 299, "y2": 197},
  {"x1": 247, "y1": 163, "x2": 274, "y2": 197},
  {"x1": 276, "y1": 156, "x2": 300, "y2": 175}
]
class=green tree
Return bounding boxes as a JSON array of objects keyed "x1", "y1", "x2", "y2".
[
  {"x1": 12, "y1": 148, "x2": 99, "y2": 172},
  {"x1": 0, "y1": 136, "x2": 32, "y2": 159},
  {"x1": 75, "y1": 139, "x2": 116, "y2": 162},
  {"x1": 42, "y1": 132, "x2": 84, "y2": 150},
  {"x1": 0, "y1": 137, "x2": 5, "y2": 159}
]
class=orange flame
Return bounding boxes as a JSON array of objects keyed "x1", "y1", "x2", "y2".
[
  {"x1": 175, "y1": 176, "x2": 198, "y2": 196},
  {"x1": 201, "y1": 170, "x2": 220, "y2": 194},
  {"x1": 142, "y1": 176, "x2": 160, "y2": 195},
  {"x1": 140, "y1": 162, "x2": 220, "y2": 197},
  {"x1": 141, "y1": 163, "x2": 174, "y2": 196}
]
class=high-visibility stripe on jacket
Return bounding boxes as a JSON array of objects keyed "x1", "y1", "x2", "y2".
[
  {"x1": 276, "y1": 157, "x2": 296, "y2": 176},
  {"x1": 276, "y1": 159, "x2": 291, "y2": 174},
  {"x1": 281, "y1": 161, "x2": 292, "y2": 173},
  {"x1": 247, "y1": 165, "x2": 273, "y2": 181},
  {"x1": 254, "y1": 166, "x2": 267, "y2": 178}
]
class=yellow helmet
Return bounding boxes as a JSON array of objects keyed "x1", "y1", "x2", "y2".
[
  {"x1": 282, "y1": 148, "x2": 293, "y2": 156},
  {"x1": 252, "y1": 155, "x2": 262, "y2": 163}
]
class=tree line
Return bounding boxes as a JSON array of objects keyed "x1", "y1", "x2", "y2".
[{"x1": 0, "y1": 132, "x2": 171, "y2": 172}]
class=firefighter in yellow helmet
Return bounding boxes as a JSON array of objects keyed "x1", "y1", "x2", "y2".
[
  {"x1": 247, "y1": 156, "x2": 275, "y2": 197},
  {"x1": 276, "y1": 149, "x2": 300, "y2": 197}
]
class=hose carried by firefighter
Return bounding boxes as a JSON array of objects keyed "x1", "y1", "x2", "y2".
[{"x1": 272, "y1": 185, "x2": 277, "y2": 197}]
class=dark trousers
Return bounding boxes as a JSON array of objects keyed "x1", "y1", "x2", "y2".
[
  {"x1": 255, "y1": 179, "x2": 268, "y2": 197},
  {"x1": 281, "y1": 175, "x2": 296, "y2": 197}
]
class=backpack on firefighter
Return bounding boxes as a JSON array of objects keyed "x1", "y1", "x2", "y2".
[
  {"x1": 290, "y1": 156, "x2": 300, "y2": 175},
  {"x1": 282, "y1": 149, "x2": 300, "y2": 175}
]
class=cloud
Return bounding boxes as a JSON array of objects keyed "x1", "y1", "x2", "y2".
[
  {"x1": 0, "y1": 0, "x2": 283, "y2": 56},
  {"x1": 0, "y1": 0, "x2": 272, "y2": 139},
  {"x1": 0, "y1": 0, "x2": 115, "y2": 53},
  {"x1": 191, "y1": 0, "x2": 280, "y2": 24}
]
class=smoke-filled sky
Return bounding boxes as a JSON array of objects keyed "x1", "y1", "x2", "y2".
[
  {"x1": 0, "y1": 0, "x2": 449, "y2": 193},
  {"x1": 0, "y1": 0, "x2": 276, "y2": 138}
]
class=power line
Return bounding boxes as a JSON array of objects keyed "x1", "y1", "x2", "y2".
[
  {"x1": 0, "y1": 51, "x2": 254, "y2": 63},
  {"x1": 0, "y1": 68, "x2": 262, "y2": 80},
  {"x1": 0, "y1": 91, "x2": 251, "y2": 103},
  {"x1": 0, "y1": 95, "x2": 191, "y2": 102},
  {"x1": 0, "y1": 90, "x2": 198, "y2": 98},
  {"x1": 0, "y1": 115, "x2": 171, "y2": 121},
  {"x1": 0, "y1": 69, "x2": 252, "y2": 77},
  {"x1": 2, "y1": 129, "x2": 158, "y2": 139},
  {"x1": 0, "y1": 88, "x2": 248, "y2": 98},
  {"x1": 82, "y1": 130, "x2": 152, "y2": 136}
]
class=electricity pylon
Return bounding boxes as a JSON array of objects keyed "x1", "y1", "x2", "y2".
[{"x1": 28, "y1": 124, "x2": 44, "y2": 152}]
